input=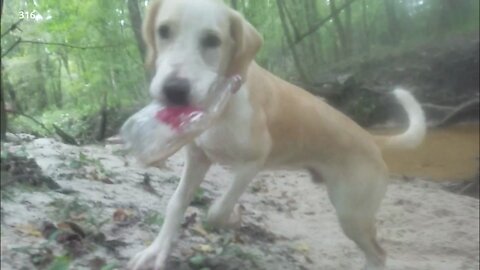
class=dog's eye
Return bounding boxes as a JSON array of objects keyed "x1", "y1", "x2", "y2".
[
  {"x1": 202, "y1": 34, "x2": 221, "y2": 48},
  {"x1": 158, "y1": 25, "x2": 170, "y2": 39}
]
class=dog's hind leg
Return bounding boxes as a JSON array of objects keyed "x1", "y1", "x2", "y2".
[
  {"x1": 337, "y1": 211, "x2": 386, "y2": 270},
  {"x1": 206, "y1": 162, "x2": 262, "y2": 228},
  {"x1": 322, "y1": 166, "x2": 388, "y2": 270}
]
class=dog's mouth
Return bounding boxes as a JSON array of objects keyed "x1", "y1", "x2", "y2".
[
  {"x1": 154, "y1": 76, "x2": 242, "y2": 131},
  {"x1": 155, "y1": 106, "x2": 203, "y2": 130}
]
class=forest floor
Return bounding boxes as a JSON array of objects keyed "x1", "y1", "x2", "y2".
[{"x1": 1, "y1": 137, "x2": 479, "y2": 270}]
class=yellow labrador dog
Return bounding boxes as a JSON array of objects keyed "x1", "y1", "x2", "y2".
[{"x1": 129, "y1": 0, "x2": 426, "y2": 269}]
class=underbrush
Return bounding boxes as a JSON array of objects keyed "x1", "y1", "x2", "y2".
[{"x1": 8, "y1": 105, "x2": 140, "y2": 144}]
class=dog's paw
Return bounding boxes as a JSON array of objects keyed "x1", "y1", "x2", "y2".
[
  {"x1": 127, "y1": 245, "x2": 167, "y2": 270},
  {"x1": 207, "y1": 203, "x2": 243, "y2": 229},
  {"x1": 228, "y1": 204, "x2": 243, "y2": 228}
]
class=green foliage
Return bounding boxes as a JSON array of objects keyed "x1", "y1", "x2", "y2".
[
  {"x1": 100, "y1": 264, "x2": 119, "y2": 270},
  {"x1": 47, "y1": 256, "x2": 71, "y2": 270},
  {"x1": 48, "y1": 197, "x2": 109, "y2": 230},
  {"x1": 233, "y1": 0, "x2": 479, "y2": 78},
  {"x1": 143, "y1": 210, "x2": 165, "y2": 228},
  {"x1": 2, "y1": 0, "x2": 148, "y2": 134}
]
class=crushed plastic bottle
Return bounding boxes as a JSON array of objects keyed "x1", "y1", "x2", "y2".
[{"x1": 120, "y1": 75, "x2": 242, "y2": 166}]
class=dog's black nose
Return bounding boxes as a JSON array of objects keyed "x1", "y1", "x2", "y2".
[{"x1": 163, "y1": 78, "x2": 190, "y2": 105}]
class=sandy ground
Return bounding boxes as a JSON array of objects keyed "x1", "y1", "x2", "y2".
[{"x1": 1, "y1": 138, "x2": 479, "y2": 270}]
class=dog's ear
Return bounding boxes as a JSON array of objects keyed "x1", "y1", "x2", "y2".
[
  {"x1": 142, "y1": 0, "x2": 163, "y2": 73},
  {"x1": 227, "y1": 10, "x2": 263, "y2": 79}
]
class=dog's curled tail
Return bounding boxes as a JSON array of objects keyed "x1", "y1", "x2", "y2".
[{"x1": 375, "y1": 88, "x2": 427, "y2": 150}]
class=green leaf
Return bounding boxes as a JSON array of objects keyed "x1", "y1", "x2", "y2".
[
  {"x1": 47, "y1": 256, "x2": 70, "y2": 270},
  {"x1": 189, "y1": 254, "x2": 206, "y2": 266},
  {"x1": 100, "y1": 263, "x2": 118, "y2": 270}
]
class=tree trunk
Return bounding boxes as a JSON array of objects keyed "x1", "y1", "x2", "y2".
[
  {"x1": 311, "y1": 0, "x2": 326, "y2": 63},
  {"x1": 127, "y1": 0, "x2": 147, "y2": 64},
  {"x1": 231, "y1": 0, "x2": 238, "y2": 10},
  {"x1": 55, "y1": 58, "x2": 63, "y2": 108},
  {"x1": 97, "y1": 91, "x2": 108, "y2": 141},
  {"x1": 384, "y1": 0, "x2": 402, "y2": 44},
  {"x1": 329, "y1": 0, "x2": 348, "y2": 59},
  {"x1": 304, "y1": 0, "x2": 324, "y2": 64},
  {"x1": 326, "y1": 25, "x2": 340, "y2": 63},
  {"x1": 276, "y1": 0, "x2": 310, "y2": 83},
  {"x1": 362, "y1": 0, "x2": 371, "y2": 53},
  {"x1": 344, "y1": 2, "x2": 353, "y2": 57},
  {"x1": 293, "y1": 0, "x2": 357, "y2": 45},
  {"x1": 1, "y1": 68, "x2": 6, "y2": 141},
  {"x1": 35, "y1": 58, "x2": 49, "y2": 110},
  {"x1": 58, "y1": 51, "x2": 72, "y2": 79},
  {"x1": 5, "y1": 78, "x2": 21, "y2": 113},
  {"x1": 283, "y1": 1, "x2": 301, "y2": 41}
]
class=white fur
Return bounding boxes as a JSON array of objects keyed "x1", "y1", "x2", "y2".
[
  {"x1": 128, "y1": 1, "x2": 260, "y2": 269},
  {"x1": 148, "y1": 0, "x2": 233, "y2": 107},
  {"x1": 386, "y1": 88, "x2": 427, "y2": 149}
]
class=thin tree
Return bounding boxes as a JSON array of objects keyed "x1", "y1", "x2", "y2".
[
  {"x1": 1, "y1": 0, "x2": 6, "y2": 140},
  {"x1": 276, "y1": 0, "x2": 310, "y2": 83},
  {"x1": 361, "y1": 0, "x2": 371, "y2": 53},
  {"x1": 383, "y1": 0, "x2": 402, "y2": 44},
  {"x1": 344, "y1": 1, "x2": 353, "y2": 57},
  {"x1": 329, "y1": 0, "x2": 348, "y2": 60},
  {"x1": 231, "y1": 0, "x2": 238, "y2": 10}
]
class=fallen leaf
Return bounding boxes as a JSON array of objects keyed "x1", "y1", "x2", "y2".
[
  {"x1": 69, "y1": 212, "x2": 87, "y2": 221},
  {"x1": 89, "y1": 257, "x2": 106, "y2": 270},
  {"x1": 113, "y1": 208, "x2": 130, "y2": 223},
  {"x1": 141, "y1": 174, "x2": 160, "y2": 197},
  {"x1": 181, "y1": 213, "x2": 197, "y2": 228},
  {"x1": 91, "y1": 232, "x2": 106, "y2": 244},
  {"x1": 30, "y1": 247, "x2": 54, "y2": 267},
  {"x1": 101, "y1": 178, "x2": 114, "y2": 184},
  {"x1": 189, "y1": 254, "x2": 206, "y2": 266},
  {"x1": 57, "y1": 221, "x2": 86, "y2": 238},
  {"x1": 15, "y1": 223, "x2": 43, "y2": 238},
  {"x1": 106, "y1": 136, "x2": 123, "y2": 144},
  {"x1": 100, "y1": 263, "x2": 119, "y2": 270},
  {"x1": 102, "y1": 239, "x2": 128, "y2": 252},
  {"x1": 47, "y1": 255, "x2": 70, "y2": 270},
  {"x1": 191, "y1": 224, "x2": 208, "y2": 237},
  {"x1": 41, "y1": 221, "x2": 58, "y2": 239},
  {"x1": 194, "y1": 244, "x2": 214, "y2": 253},
  {"x1": 294, "y1": 242, "x2": 310, "y2": 254}
]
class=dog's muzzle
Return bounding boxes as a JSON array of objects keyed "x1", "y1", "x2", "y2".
[{"x1": 163, "y1": 77, "x2": 191, "y2": 105}]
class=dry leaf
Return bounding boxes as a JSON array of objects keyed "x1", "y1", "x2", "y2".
[
  {"x1": 181, "y1": 213, "x2": 197, "y2": 228},
  {"x1": 194, "y1": 244, "x2": 214, "y2": 253},
  {"x1": 69, "y1": 212, "x2": 87, "y2": 221},
  {"x1": 57, "y1": 221, "x2": 86, "y2": 238},
  {"x1": 41, "y1": 221, "x2": 58, "y2": 239},
  {"x1": 15, "y1": 223, "x2": 43, "y2": 238},
  {"x1": 113, "y1": 208, "x2": 131, "y2": 223},
  {"x1": 89, "y1": 257, "x2": 107, "y2": 270},
  {"x1": 191, "y1": 224, "x2": 208, "y2": 237},
  {"x1": 294, "y1": 242, "x2": 310, "y2": 254}
]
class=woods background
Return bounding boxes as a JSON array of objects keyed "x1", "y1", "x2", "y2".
[{"x1": 1, "y1": 0, "x2": 479, "y2": 143}]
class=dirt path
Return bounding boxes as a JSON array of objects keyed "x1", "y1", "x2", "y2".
[{"x1": 1, "y1": 138, "x2": 479, "y2": 270}]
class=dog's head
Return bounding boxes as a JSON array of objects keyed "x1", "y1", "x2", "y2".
[{"x1": 143, "y1": 0, "x2": 262, "y2": 107}]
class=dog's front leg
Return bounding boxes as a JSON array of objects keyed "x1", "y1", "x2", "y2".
[
  {"x1": 207, "y1": 162, "x2": 261, "y2": 228},
  {"x1": 128, "y1": 145, "x2": 211, "y2": 270}
]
